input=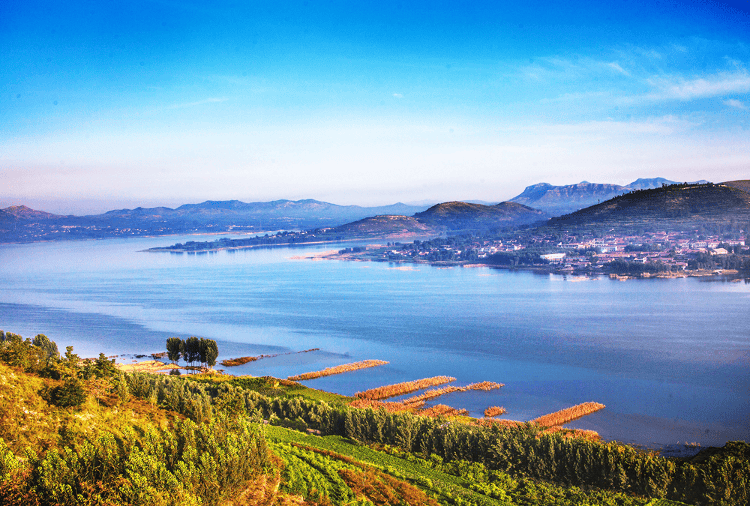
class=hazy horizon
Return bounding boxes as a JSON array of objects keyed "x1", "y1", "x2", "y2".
[
  {"x1": 0, "y1": 175, "x2": 726, "y2": 216},
  {"x1": 3, "y1": 1, "x2": 750, "y2": 214}
]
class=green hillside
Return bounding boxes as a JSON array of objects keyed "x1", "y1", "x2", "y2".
[
  {"x1": 414, "y1": 201, "x2": 548, "y2": 232},
  {"x1": 1, "y1": 331, "x2": 746, "y2": 505},
  {"x1": 330, "y1": 214, "x2": 437, "y2": 237},
  {"x1": 550, "y1": 183, "x2": 750, "y2": 229}
]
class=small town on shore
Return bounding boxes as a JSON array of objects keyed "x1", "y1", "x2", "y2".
[{"x1": 335, "y1": 228, "x2": 750, "y2": 279}]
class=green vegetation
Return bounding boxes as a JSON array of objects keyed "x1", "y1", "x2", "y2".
[{"x1": 1, "y1": 330, "x2": 747, "y2": 505}]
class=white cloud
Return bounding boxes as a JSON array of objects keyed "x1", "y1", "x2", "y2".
[
  {"x1": 723, "y1": 98, "x2": 747, "y2": 109},
  {"x1": 607, "y1": 62, "x2": 629, "y2": 75},
  {"x1": 392, "y1": 93, "x2": 403, "y2": 98},
  {"x1": 520, "y1": 56, "x2": 628, "y2": 82},
  {"x1": 647, "y1": 71, "x2": 750, "y2": 100}
]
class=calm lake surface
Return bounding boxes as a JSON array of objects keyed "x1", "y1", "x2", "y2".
[{"x1": 1, "y1": 235, "x2": 748, "y2": 449}]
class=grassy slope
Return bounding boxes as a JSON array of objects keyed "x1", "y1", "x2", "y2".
[
  {"x1": 0, "y1": 362, "x2": 176, "y2": 456},
  {"x1": 0, "y1": 362, "x2": 714, "y2": 506}
]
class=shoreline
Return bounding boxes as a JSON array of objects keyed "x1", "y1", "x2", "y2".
[{"x1": 318, "y1": 251, "x2": 750, "y2": 281}]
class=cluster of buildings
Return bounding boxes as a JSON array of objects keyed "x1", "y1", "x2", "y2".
[{"x1": 370, "y1": 230, "x2": 748, "y2": 276}]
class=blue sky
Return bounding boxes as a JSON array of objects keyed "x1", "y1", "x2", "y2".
[{"x1": 2, "y1": 0, "x2": 749, "y2": 213}]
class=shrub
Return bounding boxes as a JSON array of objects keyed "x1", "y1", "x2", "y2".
[{"x1": 46, "y1": 378, "x2": 86, "y2": 408}]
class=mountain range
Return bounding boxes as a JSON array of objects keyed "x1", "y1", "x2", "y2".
[
  {"x1": 2, "y1": 178, "x2": 748, "y2": 243},
  {"x1": 0, "y1": 200, "x2": 430, "y2": 243},
  {"x1": 507, "y1": 177, "x2": 716, "y2": 216}
]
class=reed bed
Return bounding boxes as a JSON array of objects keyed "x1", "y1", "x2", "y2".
[
  {"x1": 221, "y1": 348, "x2": 319, "y2": 367},
  {"x1": 483, "y1": 406, "x2": 507, "y2": 418},
  {"x1": 470, "y1": 381, "x2": 504, "y2": 391},
  {"x1": 220, "y1": 356, "x2": 258, "y2": 367},
  {"x1": 349, "y1": 398, "x2": 424, "y2": 413},
  {"x1": 401, "y1": 381, "x2": 503, "y2": 406},
  {"x1": 532, "y1": 402, "x2": 605, "y2": 427},
  {"x1": 421, "y1": 404, "x2": 468, "y2": 418},
  {"x1": 538, "y1": 426, "x2": 601, "y2": 441},
  {"x1": 474, "y1": 418, "x2": 523, "y2": 428},
  {"x1": 288, "y1": 359, "x2": 389, "y2": 381},
  {"x1": 355, "y1": 376, "x2": 456, "y2": 400}
]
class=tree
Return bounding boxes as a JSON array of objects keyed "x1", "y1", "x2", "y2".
[
  {"x1": 166, "y1": 337, "x2": 183, "y2": 365},
  {"x1": 32, "y1": 334, "x2": 59, "y2": 363},
  {"x1": 47, "y1": 377, "x2": 86, "y2": 407},
  {"x1": 85, "y1": 353, "x2": 117, "y2": 379},
  {"x1": 184, "y1": 336, "x2": 200, "y2": 371},
  {"x1": 198, "y1": 338, "x2": 218, "y2": 368}
]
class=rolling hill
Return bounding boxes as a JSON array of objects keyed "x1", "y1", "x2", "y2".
[
  {"x1": 328, "y1": 214, "x2": 436, "y2": 238},
  {"x1": 549, "y1": 183, "x2": 750, "y2": 228},
  {"x1": 414, "y1": 201, "x2": 548, "y2": 231},
  {"x1": 724, "y1": 179, "x2": 750, "y2": 195}
]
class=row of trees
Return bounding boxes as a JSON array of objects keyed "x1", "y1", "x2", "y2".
[{"x1": 166, "y1": 336, "x2": 218, "y2": 370}]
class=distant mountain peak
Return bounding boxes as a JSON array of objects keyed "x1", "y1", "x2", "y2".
[
  {"x1": 510, "y1": 181, "x2": 630, "y2": 216},
  {"x1": 627, "y1": 177, "x2": 677, "y2": 190},
  {"x1": 509, "y1": 177, "x2": 692, "y2": 217},
  {"x1": 0, "y1": 205, "x2": 62, "y2": 220}
]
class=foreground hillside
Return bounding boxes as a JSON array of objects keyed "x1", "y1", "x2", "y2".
[{"x1": 2, "y1": 331, "x2": 748, "y2": 505}]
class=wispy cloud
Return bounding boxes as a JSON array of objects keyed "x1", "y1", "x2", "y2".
[
  {"x1": 392, "y1": 93, "x2": 404, "y2": 99},
  {"x1": 723, "y1": 98, "x2": 747, "y2": 109},
  {"x1": 167, "y1": 97, "x2": 228, "y2": 110},
  {"x1": 647, "y1": 70, "x2": 750, "y2": 100},
  {"x1": 607, "y1": 62, "x2": 629, "y2": 75}
]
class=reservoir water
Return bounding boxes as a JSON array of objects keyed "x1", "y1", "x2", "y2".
[{"x1": 1, "y1": 235, "x2": 748, "y2": 449}]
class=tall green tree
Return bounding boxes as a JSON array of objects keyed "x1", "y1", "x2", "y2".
[
  {"x1": 184, "y1": 336, "x2": 200, "y2": 371},
  {"x1": 32, "y1": 333, "x2": 59, "y2": 363},
  {"x1": 198, "y1": 338, "x2": 218, "y2": 368},
  {"x1": 166, "y1": 337, "x2": 183, "y2": 365}
]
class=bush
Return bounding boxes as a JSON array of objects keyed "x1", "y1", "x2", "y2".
[{"x1": 46, "y1": 378, "x2": 86, "y2": 408}]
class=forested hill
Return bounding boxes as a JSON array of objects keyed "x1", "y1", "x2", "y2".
[
  {"x1": 549, "y1": 183, "x2": 750, "y2": 229},
  {"x1": 413, "y1": 201, "x2": 548, "y2": 232},
  {"x1": 328, "y1": 214, "x2": 436, "y2": 237}
]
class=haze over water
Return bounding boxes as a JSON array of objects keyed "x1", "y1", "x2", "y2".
[{"x1": 1, "y1": 235, "x2": 748, "y2": 449}]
